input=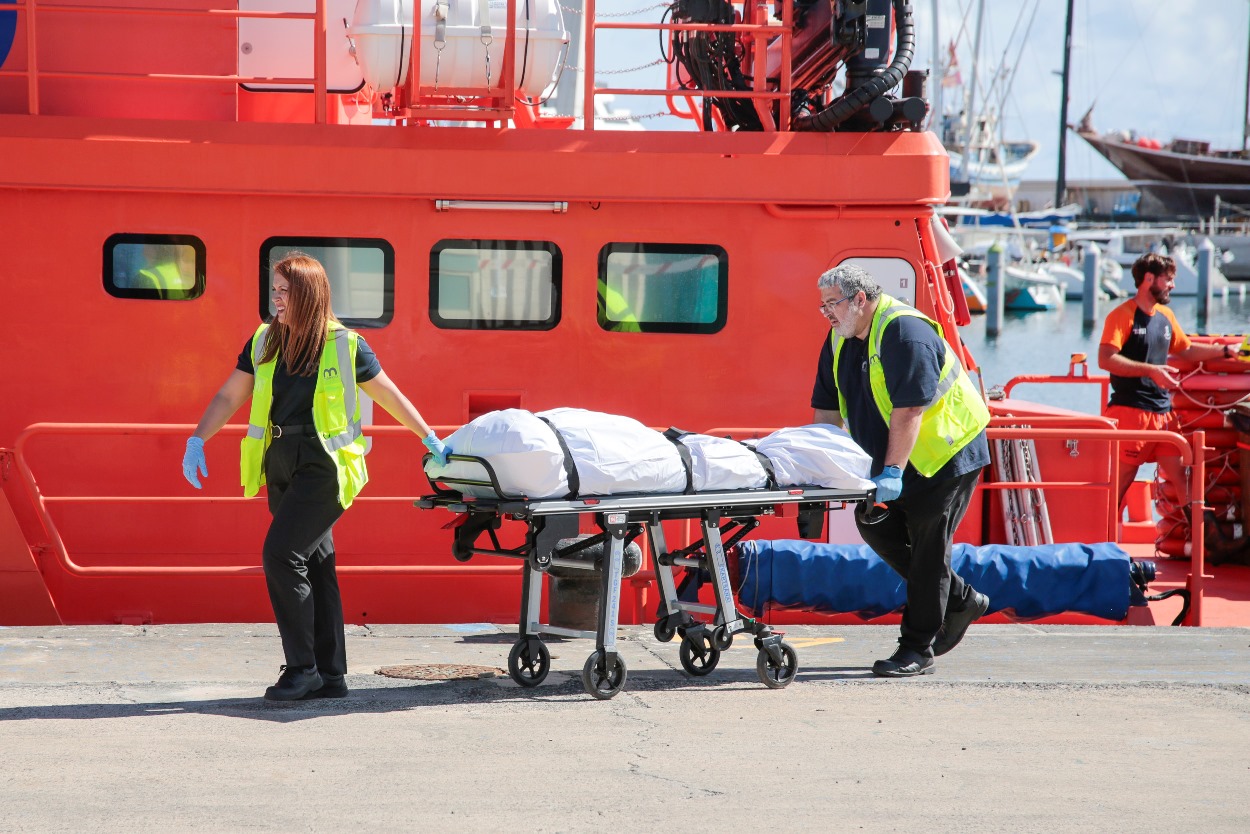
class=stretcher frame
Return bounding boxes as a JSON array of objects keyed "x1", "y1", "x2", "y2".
[{"x1": 417, "y1": 455, "x2": 871, "y2": 699}]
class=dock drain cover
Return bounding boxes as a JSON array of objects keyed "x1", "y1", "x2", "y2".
[{"x1": 376, "y1": 664, "x2": 506, "y2": 681}]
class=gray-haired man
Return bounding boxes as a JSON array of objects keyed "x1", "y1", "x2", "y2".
[{"x1": 811, "y1": 263, "x2": 991, "y2": 676}]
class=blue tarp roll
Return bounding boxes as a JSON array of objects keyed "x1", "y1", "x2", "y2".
[{"x1": 735, "y1": 540, "x2": 1134, "y2": 621}]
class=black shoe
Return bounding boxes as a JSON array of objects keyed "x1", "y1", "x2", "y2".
[
  {"x1": 933, "y1": 591, "x2": 990, "y2": 657},
  {"x1": 872, "y1": 646, "x2": 934, "y2": 678},
  {"x1": 263, "y1": 666, "x2": 323, "y2": 701},
  {"x1": 302, "y1": 674, "x2": 348, "y2": 699}
]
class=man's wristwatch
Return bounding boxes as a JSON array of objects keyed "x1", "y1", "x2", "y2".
[{"x1": 1224, "y1": 344, "x2": 1234, "y2": 359}]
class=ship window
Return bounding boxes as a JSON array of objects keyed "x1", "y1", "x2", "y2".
[
  {"x1": 430, "y1": 240, "x2": 561, "y2": 330},
  {"x1": 260, "y1": 238, "x2": 394, "y2": 328},
  {"x1": 104, "y1": 234, "x2": 205, "y2": 301},
  {"x1": 598, "y1": 244, "x2": 728, "y2": 334}
]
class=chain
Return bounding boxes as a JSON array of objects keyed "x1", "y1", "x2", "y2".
[
  {"x1": 543, "y1": 110, "x2": 671, "y2": 121},
  {"x1": 562, "y1": 58, "x2": 665, "y2": 75},
  {"x1": 598, "y1": 111, "x2": 670, "y2": 121},
  {"x1": 560, "y1": 3, "x2": 669, "y2": 16}
]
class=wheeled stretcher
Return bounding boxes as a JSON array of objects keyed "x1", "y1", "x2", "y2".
[{"x1": 417, "y1": 455, "x2": 872, "y2": 699}]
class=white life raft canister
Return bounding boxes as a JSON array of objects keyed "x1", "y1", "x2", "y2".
[{"x1": 348, "y1": 0, "x2": 568, "y2": 98}]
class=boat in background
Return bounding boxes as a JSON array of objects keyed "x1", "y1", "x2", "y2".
[
  {"x1": 960, "y1": 265, "x2": 988, "y2": 314},
  {"x1": 933, "y1": 0, "x2": 1041, "y2": 209},
  {"x1": 943, "y1": 111, "x2": 1039, "y2": 206},
  {"x1": 1075, "y1": 109, "x2": 1250, "y2": 219},
  {"x1": 1067, "y1": 229, "x2": 1233, "y2": 297},
  {"x1": 1047, "y1": 261, "x2": 1128, "y2": 302},
  {"x1": 952, "y1": 204, "x2": 1082, "y2": 229},
  {"x1": 1002, "y1": 264, "x2": 1065, "y2": 310}
]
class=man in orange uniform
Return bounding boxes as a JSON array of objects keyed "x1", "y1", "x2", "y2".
[{"x1": 1098, "y1": 253, "x2": 1233, "y2": 510}]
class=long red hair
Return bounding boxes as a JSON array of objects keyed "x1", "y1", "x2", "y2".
[{"x1": 260, "y1": 252, "x2": 340, "y2": 375}]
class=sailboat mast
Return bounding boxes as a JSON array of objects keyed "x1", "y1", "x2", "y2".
[
  {"x1": 1243, "y1": 1, "x2": 1250, "y2": 153},
  {"x1": 958, "y1": 0, "x2": 985, "y2": 182},
  {"x1": 930, "y1": 0, "x2": 942, "y2": 132},
  {"x1": 1056, "y1": 0, "x2": 1074, "y2": 207}
]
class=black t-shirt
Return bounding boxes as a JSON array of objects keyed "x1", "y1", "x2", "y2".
[
  {"x1": 811, "y1": 316, "x2": 989, "y2": 491},
  {"x1": 236, "y1": 331, "x2": 382, "y2": 426},
  {"x1": 1100, "y1": 301, "x2": 1189, "y2": 414}
]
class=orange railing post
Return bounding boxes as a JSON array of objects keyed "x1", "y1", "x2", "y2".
[
  {"x1": 314, "y1": 0, "x2": 327, "y2": 124},
  {"x1": 1188, "y1": 429, "x2": 1208, "y2": 626},
  {"x1": 24, "y1": 0, "x2": 39, "y2": 115},
  {"x1": 584, "y1": 0, "x2": 597, "y2": 130}
]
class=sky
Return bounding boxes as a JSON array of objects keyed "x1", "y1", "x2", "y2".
[{"x1": 590, "y1": 0, "x2": 1250, "y2": 186}]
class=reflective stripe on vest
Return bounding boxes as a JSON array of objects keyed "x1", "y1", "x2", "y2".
[
  {"x1": 135, "y1": 261, "x2": 184, "y2": 299},
  {"x1": 240, "y1": 321, "x2": 368, "y2": 507},
  {"x1": 832, "y1": 294, "x2": 989, "y2": 477}
]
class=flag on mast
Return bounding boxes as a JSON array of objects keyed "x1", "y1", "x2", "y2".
[{"x1": 942, "y1": 40, "x2": 962, "y2": 89}]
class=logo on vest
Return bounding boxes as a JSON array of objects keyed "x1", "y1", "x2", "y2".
[{"x1": 322, "y1": 368, "x2": 338, "y2": 379}]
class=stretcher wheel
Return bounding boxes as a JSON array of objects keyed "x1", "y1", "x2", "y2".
[
  {"x1": 653, "y1": 619, "x2": 677, "y2": 643},
  {"x1": 678, "y1": 632, "x2": 720, "y2": 676},
  {"x1": 581, "y1": 651, "x2": 627, "y2": 700},
  {"x1": 756, "y1": 642, "x2": 798, "y2": 689},
  {"x1": 507, "y1": 638, "x2": 551, "y2": 687},
  {"x1": 712, "y1": 625, "x2": 734, "y2": 651}
]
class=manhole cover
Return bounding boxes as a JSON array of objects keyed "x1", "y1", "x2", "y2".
[{"x1": 375, "y1": 664, "x2": 506, "y2": 681}]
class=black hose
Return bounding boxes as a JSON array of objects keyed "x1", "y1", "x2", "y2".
[
  {"x1": 793, "y1": 0, "x2": 915, "y2": 132},
  {"x1": 1146, "y1": 589, "x2": 1192, "y2": 627}
]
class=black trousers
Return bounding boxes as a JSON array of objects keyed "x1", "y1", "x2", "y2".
[
  {"x1": 855, "y1": 468, "x2": 983, "y2": 655},
  {"x1": 262, "y1": 435, "x2": 347, "y2": 676}
]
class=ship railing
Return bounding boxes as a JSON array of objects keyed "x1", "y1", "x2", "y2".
[
  {"x1": 1, "y1": 0, "x2": 800, "y2": 129},
  {"x1": 986, "y1": 425, "x2": 1209, "y2": 626},
  {"x1": 6, "y1": 422, "x2": 524, "y2": 584},
  {"x1": 0, "y1": 0, "x2": 337, "y2": 122},
  {"x1": 352, "y1": 0, "x2": 796, "y2": 128},
  {"x1": 585, "y1": 0, "x2": 795, "y2": 132},
  {"x1": 700, "y1": 424, "x2": 1211, "y2": 626},
  {"x1": 1001, "y1": 352, "x2": 1112, "y2": 407},
  {"x1": 7, "y1": 420, "x2": 1210, "y2": 624}
]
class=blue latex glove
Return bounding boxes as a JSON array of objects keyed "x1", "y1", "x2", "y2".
[
  {"x1": 422, "y1": 432, "x2": 451, "y2": 467},
  {"x1": 183, "y1": 436, "x2": 207, "y2": 489},
  {"x1": 870, "y1": 465, "x2": 904, "y2": 503}
]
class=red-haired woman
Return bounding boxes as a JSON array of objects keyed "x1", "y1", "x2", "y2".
[{"x1": 181, "y1": 252, "x2": 449, "y2": 701}]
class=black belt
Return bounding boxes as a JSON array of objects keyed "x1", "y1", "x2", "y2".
[{"x1": 270, "y1": 424, "x2": 317, "y2": 439}]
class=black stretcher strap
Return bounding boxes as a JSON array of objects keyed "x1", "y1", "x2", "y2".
[
  {"x1": 662, "y1": 427, "x2": 697, "y2": 495},
  {"x1": 738, "y1": 439, "x2": 778, "y2": 490},
  {"x1": 536, "y1": 415, "x2": 581, "y2": 499}
]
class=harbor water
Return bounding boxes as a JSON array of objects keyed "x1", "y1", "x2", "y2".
[{"x1": 962, "y1": 294, "x2": 1250, "y2": 414}]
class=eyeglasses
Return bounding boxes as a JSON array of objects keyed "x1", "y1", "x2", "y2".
[{"x1": 819, "y1": 296, "x2": 852, "y2": 313}]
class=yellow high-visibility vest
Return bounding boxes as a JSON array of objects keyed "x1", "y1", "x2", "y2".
[
  {"x1": 599, "y1": 279, "x2": 641, "y2": 332},
  {"x1": 833, "y1": 294, "x2": 989, "y2": 477},
  {"x1": 135, "y1": 261, "x2": 185, "y2": 300},
  {"x1": 240, "y1": 321, "x2": 368, "y2": 507}
]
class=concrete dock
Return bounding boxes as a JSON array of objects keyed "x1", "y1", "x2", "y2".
[{"x1": 1, "y1": 622, "x2": 1248, "y2": 832}]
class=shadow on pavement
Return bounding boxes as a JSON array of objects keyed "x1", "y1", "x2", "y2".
[{"x1": 0, "y1": 663, "x2": 883, "y2": 723}]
